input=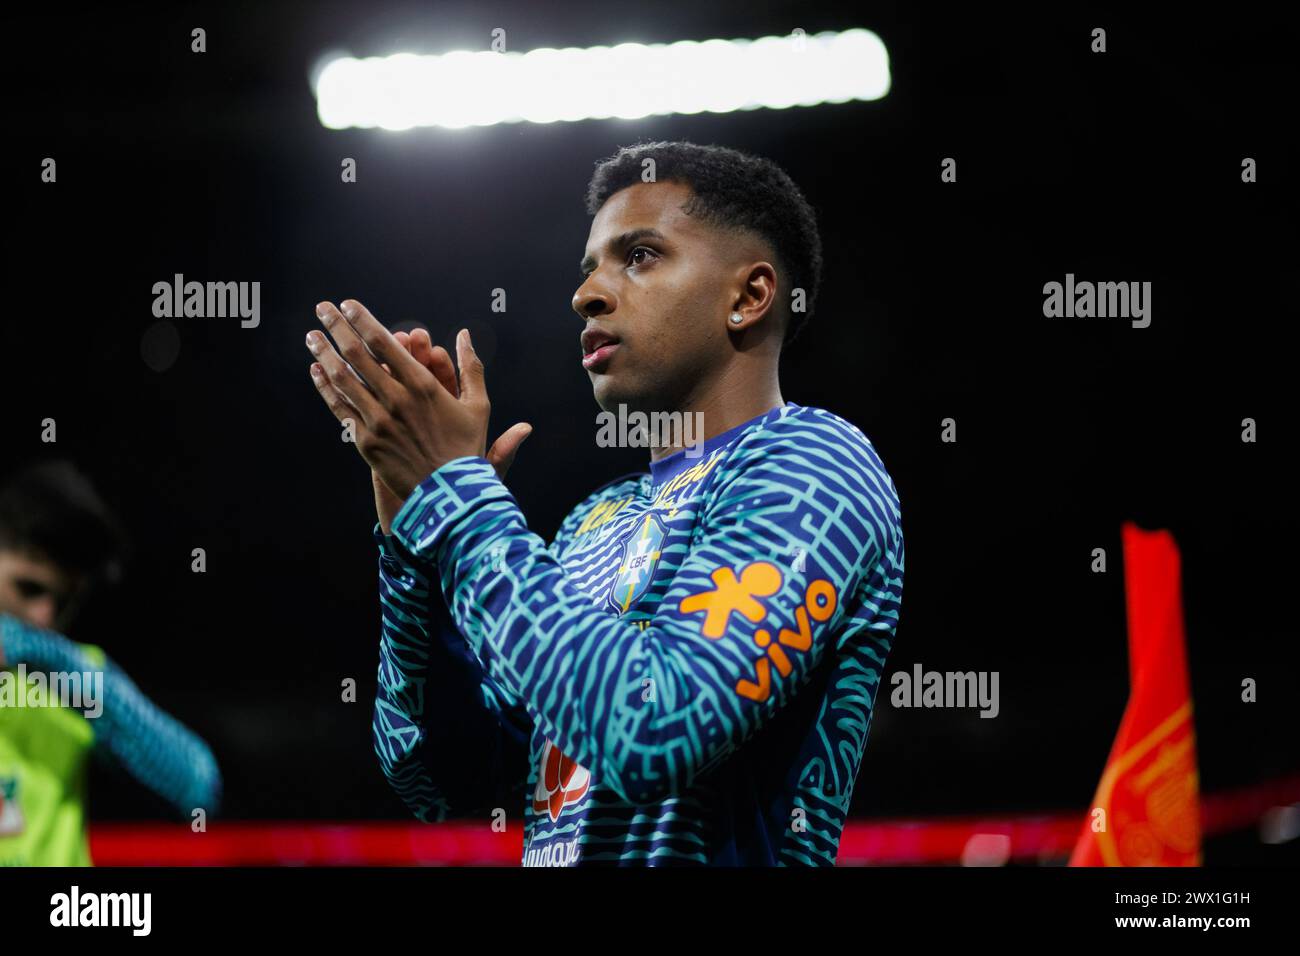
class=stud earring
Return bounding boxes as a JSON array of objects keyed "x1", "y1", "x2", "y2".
[{"x1": 729, "y1": 312, "x2": 744, "y2": 326}]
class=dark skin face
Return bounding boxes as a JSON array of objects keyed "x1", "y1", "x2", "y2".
[
  {"x1": 304, "y1": 181, "x2": 787, "y2": 498},
  {"x1": 573, "y1": 181, "x2": 784, "y2": 449}
]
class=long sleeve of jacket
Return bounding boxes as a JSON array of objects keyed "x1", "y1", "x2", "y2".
[{"x1": 371, "y1": 526, "x2": 531, "y2": 821}]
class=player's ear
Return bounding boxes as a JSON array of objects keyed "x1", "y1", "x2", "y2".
[
  {"x1": 725, "y1": 261, "x2": 778, "y2": 334},
  {"x1": 746, "y1": 261, "x2": 779, "y2": 317}
]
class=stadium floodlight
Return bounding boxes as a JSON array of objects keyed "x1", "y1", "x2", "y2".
[{"x1": 313, "y1": 29, "x2": 890, "y2": 130}]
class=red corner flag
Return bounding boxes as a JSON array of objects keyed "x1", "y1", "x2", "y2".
[{"x1": 1069, "y1": 523, "x2": 1202, "y2": 866}]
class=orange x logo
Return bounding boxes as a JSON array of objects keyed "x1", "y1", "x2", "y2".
[{"x1": 678, "y1": 562, "x2": 782, "y2": 638}]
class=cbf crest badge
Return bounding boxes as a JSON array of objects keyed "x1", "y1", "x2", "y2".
[{"x1": 607, "y1": 512, "x2": 667, "y2": 613}]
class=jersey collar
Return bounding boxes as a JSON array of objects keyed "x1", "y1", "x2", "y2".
[{"x1": 648, "y1": 402, "x2": 796, "y2": 489}]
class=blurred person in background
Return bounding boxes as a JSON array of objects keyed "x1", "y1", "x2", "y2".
[{"x1": 0, "y1": 461, "x2": 221, "y2": 866}]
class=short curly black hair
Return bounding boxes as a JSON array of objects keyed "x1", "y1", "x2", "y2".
[{"x1": 584, "y1": 141, "x2": 823, "y2": 347}]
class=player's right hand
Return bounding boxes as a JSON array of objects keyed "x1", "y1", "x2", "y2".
[{"x1": 370, "y1": 328, "x2": 531, "y2": 533}]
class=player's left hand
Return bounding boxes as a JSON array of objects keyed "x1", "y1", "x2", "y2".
[{"x1": 306, "y1": 299, "x2": 529, "y2": 500}]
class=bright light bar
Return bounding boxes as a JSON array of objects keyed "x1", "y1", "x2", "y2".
[{"x1": 314, "y1": 29, "x2": 890, "y2": 130}]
